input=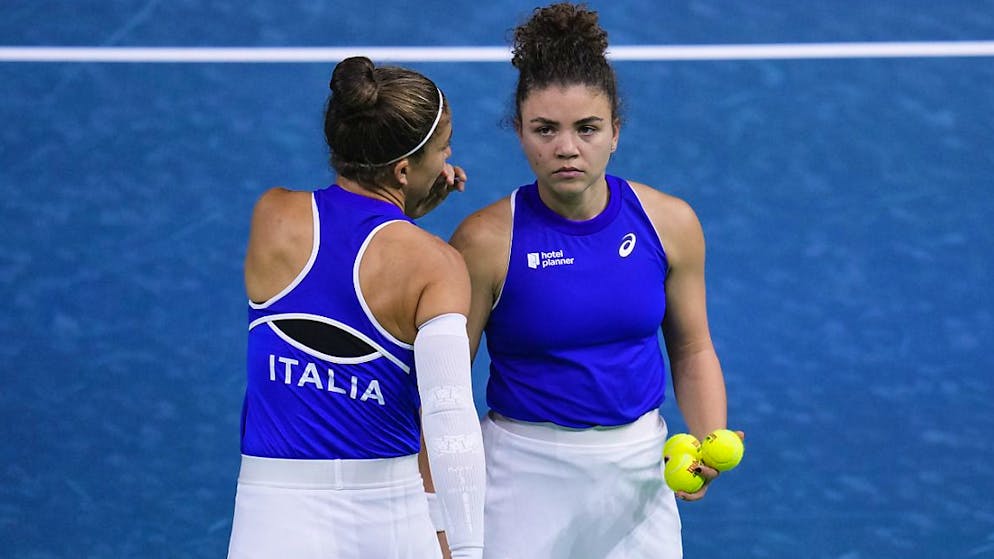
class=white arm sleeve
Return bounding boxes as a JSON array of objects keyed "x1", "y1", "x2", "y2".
[{"x1": 415, "y1": 313, "x2": 485, "y2": 559}]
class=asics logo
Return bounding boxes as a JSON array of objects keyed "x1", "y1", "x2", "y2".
[{"x1": 619, "y1": 233, "x2": 636, "y2": 257}]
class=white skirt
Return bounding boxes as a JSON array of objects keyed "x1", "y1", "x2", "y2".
[
  {"x1": 481, "y1": 410, "x2": 682, "y2": 559},
  {"x1": 227, "y1": 454, "x2": 442, "y2": 559}
]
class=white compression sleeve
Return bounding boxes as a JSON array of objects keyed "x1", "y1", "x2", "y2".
[{"x1": 415, "y1": 313, "x2": 485, "y2": 559}]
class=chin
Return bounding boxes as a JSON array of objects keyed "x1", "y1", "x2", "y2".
[{"x1": 546, "y1": 175, "x2": 589, "y2": 190}]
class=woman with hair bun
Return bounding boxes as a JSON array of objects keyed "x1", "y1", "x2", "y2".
[
  {"x1": 228, "y1": 56, "x2": 484, "y2": 559},
  {"x1": 449, "y1": 4, "x2": 737, "y2": 558}
]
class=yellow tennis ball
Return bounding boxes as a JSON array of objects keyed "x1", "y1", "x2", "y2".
[
  {"x1": 663, "y1": 433, "x2": 700, "y2": 461},
  {"x1": 700, "y1": 429, "x2": 744, "y2": 472},
  {"x1": 664, "y1": 452, "x2": 705, "y2": 493}
]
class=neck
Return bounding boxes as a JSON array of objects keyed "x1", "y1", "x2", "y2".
[
  {"x1": 536, "y1": 176, "x2": 609, "y2": 221},
  {"x1": 336, "y1": 176, "x2": 404, "y2": 211}
]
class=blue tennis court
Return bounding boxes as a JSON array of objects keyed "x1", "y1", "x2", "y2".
[{"x1": 2, "y1": 1, "x2": 993, "y2": 557}]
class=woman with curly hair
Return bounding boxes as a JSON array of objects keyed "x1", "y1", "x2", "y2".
[{"x1": 448, "y1": 4, "x2": 737, "y2": 557}]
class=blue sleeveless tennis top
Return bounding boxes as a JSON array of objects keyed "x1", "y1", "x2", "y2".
[
  {"x1": 484, "y1": 175, "x2": 669, "y2": 428},
  {"x1": 242, "y1": 185, "x2": 420, "y2": 459}
]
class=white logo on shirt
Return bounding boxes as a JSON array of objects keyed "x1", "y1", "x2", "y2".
[
  {"x1": 268, "y1": 354, "x2": 385, "y2": 405},
  {"x1": 527, "y1": 249, "x2": 575, "y2": 269},
  {"x1": 619, "y1": 233, "x2": 636, "y2": 257}
]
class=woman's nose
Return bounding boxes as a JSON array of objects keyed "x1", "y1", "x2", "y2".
[{"x1": 554, "y1": 134, "x2": 579, "y2": 158}]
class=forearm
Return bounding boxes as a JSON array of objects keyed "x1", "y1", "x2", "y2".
[
  {"x1": 422, "y1": 410, "x2": 485, "y2": 559},
  {"x1": 415, "y1": 313, "x2": 486, "y2": 558},
  {"x1": 671, "y1": 349, "x2": 727, "y2": 440}
]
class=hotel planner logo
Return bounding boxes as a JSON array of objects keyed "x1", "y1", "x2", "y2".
[{"x1": 527, "y1": 249, "x2": 575, "y2": 269}]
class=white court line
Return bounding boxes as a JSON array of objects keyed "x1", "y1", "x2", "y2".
[{"x1": 1, "y1": 42, "x2": 994, "y2": 63}]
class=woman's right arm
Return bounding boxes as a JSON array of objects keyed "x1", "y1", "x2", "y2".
[
  {"x1": 412, "y1": 236, "x2": 486, "y2": 559},
  {"x1": 448, "y1": 199, "x2": 512, "y2": 359}
]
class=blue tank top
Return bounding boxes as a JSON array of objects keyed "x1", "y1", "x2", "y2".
[
  {"x1": 485, "y1": 175, "x2": 669, "y2": 428},
  {"x1": 241, "y1": 185, "x2": 421, "y2": 459}
]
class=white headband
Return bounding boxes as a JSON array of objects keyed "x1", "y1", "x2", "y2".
[{"x1": 377, "y1": 87, "x2": 445, "y2": 166}]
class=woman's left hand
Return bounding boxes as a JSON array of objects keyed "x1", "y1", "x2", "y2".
[
  {"x1": 407, "y1": 164, "x2": 467, "y2": 218},
  {"x1": 674, "y1": 462, "x2": 720, "y2": 502},
  {"x1": 673, "y1": 430, "x2": 744, "y2": 502}
]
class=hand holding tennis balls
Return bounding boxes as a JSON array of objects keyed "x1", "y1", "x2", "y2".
[{"x1": 663, "y1": 429, "x2": 745, "y2": 500}]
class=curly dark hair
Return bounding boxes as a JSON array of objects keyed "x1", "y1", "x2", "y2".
[{"x1": 510, "y1": 2, "x2": 621, "y2": 126}]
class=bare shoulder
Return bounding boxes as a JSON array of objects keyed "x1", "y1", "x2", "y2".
[
  {"x1": 245, "y1": 187, "x2": 314, "y2": 302},
  {"x1": 373, "y1": 220, "x2": 469, "y2": 280},
  {"x1": 628, "y1": 181, "x2": 699, "y2": 228},
  {"x1": 253, "y1": 186, "x2": 307, "y2": 218},
  {"x1": 358, "y1": 220, "x2": 470, "y2": 340},
  {"x1": 249, "y1": 187, "x2": 312, "y2": 244},
  {"x1": 373, "y1": 220, "x2": 471, "y2": 326},
  {"x1": 627, "y1": 180, "x2": 704, "y2": 262},
  {"x1": 449, "y1": 196, "x2": 512, "y2": 255}
]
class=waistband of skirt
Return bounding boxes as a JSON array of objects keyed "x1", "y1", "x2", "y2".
[
  {"x1": 489, "y1": 408, "x2": 663, "y2": 445},
  {"x1": 237, "y1": 453, "x2": 420, "y2": 489}
]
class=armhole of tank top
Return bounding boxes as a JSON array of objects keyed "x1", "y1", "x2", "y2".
[
  {"x1": 628, "y1": 183, "x2": 667, "y2": 259},
  {"x1": 490, "y1": 188, "x2": 518, "y2": 312},
  {"x1": 249, "y1": 193, "x2": 321, "y2": 310},
  {"x1": 352, "y1": 219, "x2": 415, "y2": 350}
]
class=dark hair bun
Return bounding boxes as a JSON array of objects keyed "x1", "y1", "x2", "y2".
[
  {"x1": 329, "y1": 56, "x2": 379, "y2": 112},
  {"x1": 512, "y1": 2, "x2": 608, "y2": 72}
]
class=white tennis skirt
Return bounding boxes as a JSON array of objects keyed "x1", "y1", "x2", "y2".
[
  {"x1": 481, "y1": 410, "x2": 682, "y2": 559},
  {"x1": 227, "y1": 454, "x2": 441, "y2": 559}
]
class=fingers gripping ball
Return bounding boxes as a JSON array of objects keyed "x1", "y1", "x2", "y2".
[
  {"x1": 700, "y1": 429, "x2": 745, "y2": 472},
  {"x1": 664, "y1": 452, "x2": 705, "y2": 493},
  {"x1": 663, "y1": 433, "x2": 700, "y2": 462}
]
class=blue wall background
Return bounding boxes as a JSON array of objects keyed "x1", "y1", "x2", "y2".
[{"x1": 2, "y1": 1, "x2": 993, "y2": 557}]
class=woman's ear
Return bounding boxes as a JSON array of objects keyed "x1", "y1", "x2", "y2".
[{"x1": 392, "y1": 158, "x2": 410, "y2": 186}]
